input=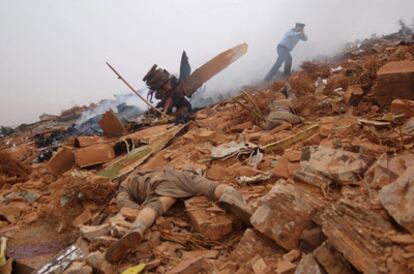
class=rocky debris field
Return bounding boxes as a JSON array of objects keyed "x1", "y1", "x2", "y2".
[{"x1": 1, "y1": 32, "x2": 414, "y2": 274}]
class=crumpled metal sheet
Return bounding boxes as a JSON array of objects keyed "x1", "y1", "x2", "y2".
[
  {"x1": 209, "y1": 141, "x2": 258, "y2": 160},
  {"x1": 99, "y1": 124, "x2": 186, "y2": 180},
  {"x1": 247, "y1": 150, "x2": 264, "y2": 168},
  {"x1": 34, "y1": 245, "x2": 84, "y2": 274},
  {"x1": 236, "y1": 172, "x2": 271, "y2": 186}
]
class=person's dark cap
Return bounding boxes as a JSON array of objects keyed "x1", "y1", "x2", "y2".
[{"x1": 295, "y1": 23, "x2": 306, "y2": 28}]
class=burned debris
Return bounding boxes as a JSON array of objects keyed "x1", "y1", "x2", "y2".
[
  {"x1": 1, "y1": 30, "x2": 414, "y2": 274},
  {"x1": 141, "y1": 43, "x2": 248, "y2": 119}
]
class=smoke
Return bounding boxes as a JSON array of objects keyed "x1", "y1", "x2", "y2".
[
  {"x1": 0, "y1": 0, "x2": 413, "y2": 126},
  {"x1": 75, "y1": 90, "x2": 149, "y2": 127}
]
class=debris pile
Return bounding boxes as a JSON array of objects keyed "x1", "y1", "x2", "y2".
[{"x1": 1, "y1": 31, "x2": 414, "y2": 274}]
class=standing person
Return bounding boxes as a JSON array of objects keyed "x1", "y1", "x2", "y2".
[
  {"x1": 105, "y1": 168, "x2": 253, "y2": 264},
  {"x1": 265, "y1": 23, "x2": 308, "y2": 81}
]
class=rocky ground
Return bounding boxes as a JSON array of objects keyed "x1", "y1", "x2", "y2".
[{"x1": 1, "y1": 31, "x2": 414, "y2": 274}]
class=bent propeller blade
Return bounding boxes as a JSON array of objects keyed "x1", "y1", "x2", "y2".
[{"x1": 182, "y1": 43, "x2": 248, "y2": 97}]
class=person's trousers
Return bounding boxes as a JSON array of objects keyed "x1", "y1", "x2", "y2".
[{"x1": 264, "y1": 45, "x2": 292, "y2": 81}]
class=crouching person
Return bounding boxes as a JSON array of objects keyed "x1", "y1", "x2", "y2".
[{"x1": 105, "y1": 168, "x2": 252, "y2": 264}]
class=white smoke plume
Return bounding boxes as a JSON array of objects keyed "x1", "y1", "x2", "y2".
[{"x1": 75, "y1": 90, "x2": 150, "y2": 127}]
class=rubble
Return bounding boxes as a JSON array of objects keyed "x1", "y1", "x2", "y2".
[
  {"x1": 343, "y1": 85, "x2": 364, "y2": 105},
  {"x1": 364, "y1": 152, "x2": 414, "y2": 189},
  {"x1": 250, "y1": 180, "x2": 324, "y2": 250},
  {"x1": 379, "y1": 167, "x2": 414, "y2": 233},
  {"x1": 1, "y1": 29, "x2": 414, "y2": 274},
  {"x1": 275, "y1": 260, "x2": 296, "y2": 274},
  {"x1": 79, "y1": 224, "x2": 111, "y2": 241},
  {"x1": 313, "y1": 241, "x2": 354, "y2": 274},
  {"x1": 209, "y1": 140, "x2": 259, "y2": 160},
  {"x1": 391, "y1": 98, "x2": 414, "y2": 118},
  {"x1": 166, "y1": 256, "x2": 212, "y2": 274},
  {"x1": 0, "y1": 150, "x2": 31, "y2": 184},
  {"x1": 230, "y1": 228, "x2": 281, "y2": 263},
  {"x1": 294, "y1": 254, "x2": 324, "y2": 274},
  {"x1": 185, "y1": 196, "x2": 235, "y2": 241},
  {"x1": 295, "y1": 146, "x2": 369, "y2": 186},
  {"x1": 374, "y1": 60, "x2": 414, "y2": 106},
  {"x1": 321, "y1": 202, "x2": 395, "y2": 273},
  {"x1": 282, "y1": 249, "x2": 301, "y2": 262},
  {"x1": 300, "y1": 227, "x2": 326, "y2": 250}
]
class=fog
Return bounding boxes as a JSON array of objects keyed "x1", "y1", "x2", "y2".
[{"x1": 0, "y1": 0, "x2": 413, "y2": 126}]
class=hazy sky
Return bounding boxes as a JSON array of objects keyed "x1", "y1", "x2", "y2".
[{"x1": 0, "y1": 0, "x2": 413, "y2": 126}]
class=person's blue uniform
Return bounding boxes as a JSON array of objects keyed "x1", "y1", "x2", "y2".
[{"x1": 265, "y1": 24, "x2": 308, "y2": 81}]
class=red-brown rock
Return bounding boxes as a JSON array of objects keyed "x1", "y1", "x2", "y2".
[
  {"x1": 250, "y1": 180, "x2": 323, "y2": 250},
  {"x1": 166, "y1": 256, "x2": 212, "y2": 274},
  {"x1": 231, "y1": 229, "x2": 281, "y2": 263},
  {"x1": 391, "y1": 99, "x2": 414, "y2": 118},
  {"x1": 379, "y1": 167, "x2": 414, "y2": 233},
  {"x1": 185, "y1": 196, "x2": 234, "y2": 241},
  {"x1": 374, "y1": 60, "x2": 414, "y2": 106}
]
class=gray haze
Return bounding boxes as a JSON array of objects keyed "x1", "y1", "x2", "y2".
[{"x1": 0, "y1": 0, "x2": 413, "y2": 126}]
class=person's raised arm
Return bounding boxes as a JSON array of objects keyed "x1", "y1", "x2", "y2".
[{"x1": 300, "y1": 30, "x2": 308, "y2": 41}]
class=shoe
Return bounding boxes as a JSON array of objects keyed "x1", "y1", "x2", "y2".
[
  {"x1": 105, "y1": 230, "x2": 142, "y2": 264},
  {"x1": 217, "y1": 188, "x2": 253, "y2": 224}
]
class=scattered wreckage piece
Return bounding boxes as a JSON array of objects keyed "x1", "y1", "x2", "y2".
[
  {"x1": 74, "y1": 143, "x2": 115, "y2": 168},
  {"x1": 48, "y1": 147, "x2": 75, "y2": 175},
  {"x1": 143, "y1": 43, "x2": 248, "y2": 117},
  {"x1": 209, "y1": 141, "x2": 259, "y2": 160},
  {"x1": 182, "y1": 43, "x2": 248, "y2": 97},
  {"x1": 99, "y1": 110, "x2": 125, "y2": 138},
  {"x1": 99, "y1": 124, "x2": 186, "y2": 180},
  {"x1": 106, "y1": 62, "x2": 166, "y2": 118},
  {"x1": 378, "y1": 166, "x2": 414, "y2": 233},
  {"x1": 263, "y1": 124, "x2": 320, "y2": 153},
  {"x1": 321, "y1": 202, "x2": 396, "y2": 274},
  {"x1": 250, "y1": 179, "x2": 325, "y2": 250},
  {"x1": 236, "y1": 172, "x2": 271, "y2": 186},
  {"x1": 74, "y1": 136, "x2": 106, "y2": 148},
  {"x1": 33, "y1": 245, "x2": 85, "y2": 274}
]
